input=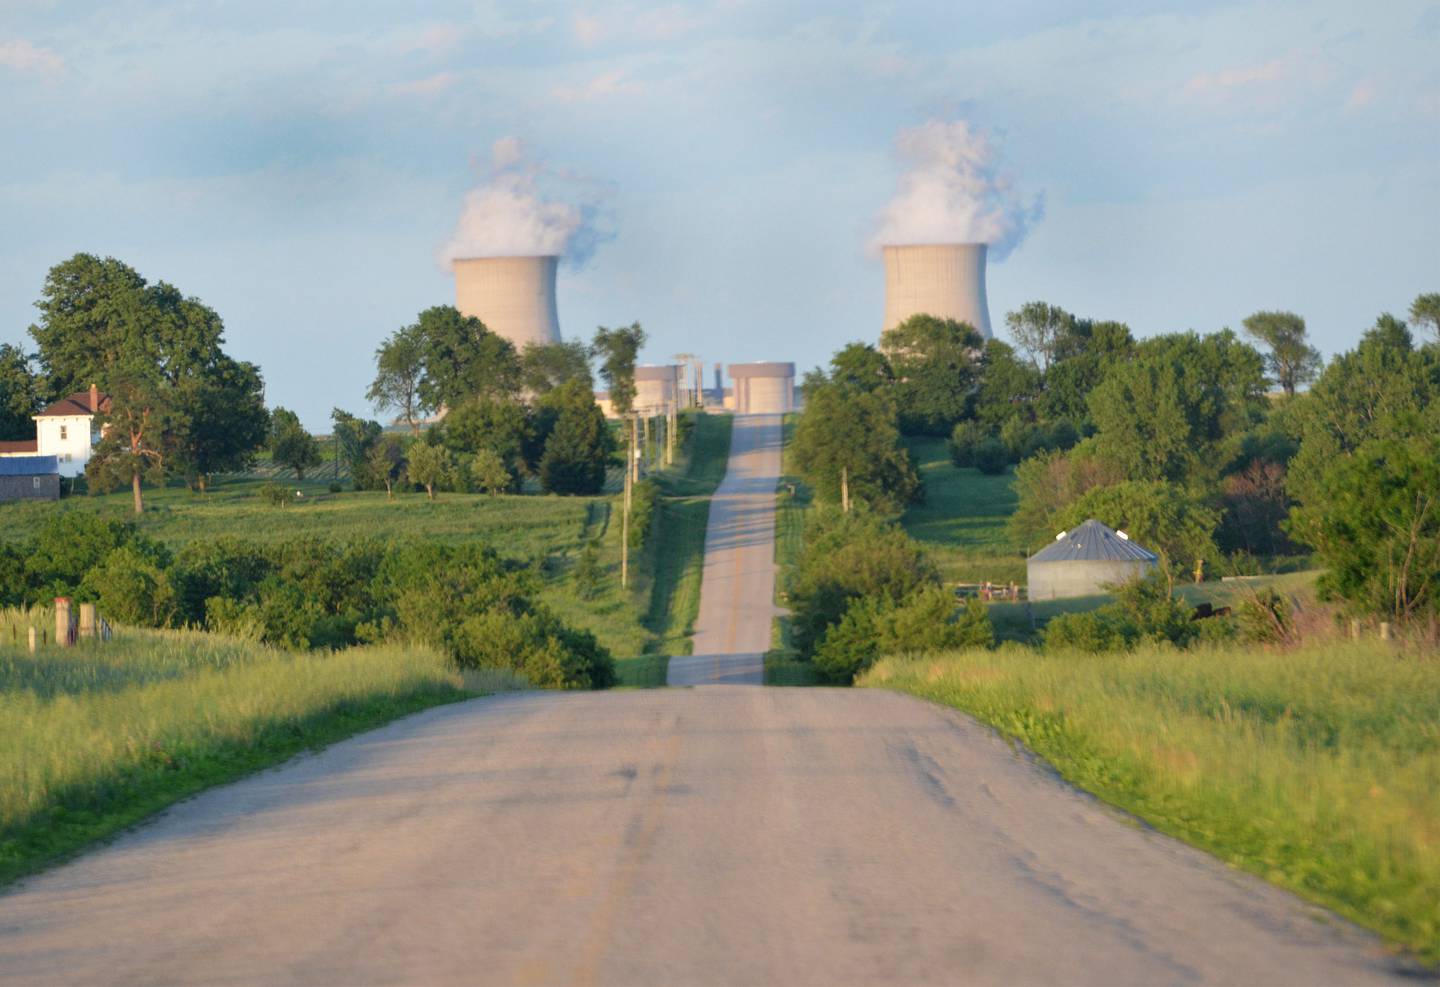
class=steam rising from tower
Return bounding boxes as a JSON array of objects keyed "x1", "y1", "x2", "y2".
[
  {"x1": 442, "y1": 138, "x2": 613, "y2": 348},
  {"x1": 874, "y1": 119, "x2": 1041, "y2": 340}
]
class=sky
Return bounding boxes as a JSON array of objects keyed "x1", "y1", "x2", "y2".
[{"x1": 2, "y1": 0, "x2": 1437, "y2": 429}]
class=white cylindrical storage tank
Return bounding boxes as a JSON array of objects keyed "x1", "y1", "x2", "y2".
[
  {"x1": 882, "y1": 243, "x2": 991, "y2": 338},
  {"x1": 1026, "y1": 519, "x2": 1160, "y2": 601},
  {"x1": 454, "y1": 255, "x2": 562, "y2": 349},
  {"x1": 634, "y1": 364, "x2": 681, "y2": 415},
  {"x1": 729, "y1": 362, "x2": 795, "y2": 414}
]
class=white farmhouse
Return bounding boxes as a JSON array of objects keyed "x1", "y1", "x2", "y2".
[{"x1": 0, "y1": 385, "x2": 110, "y2": 478}]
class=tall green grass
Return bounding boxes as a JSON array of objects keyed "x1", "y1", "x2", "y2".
[
  {"x1": 0, "y1": 624, "x2": 469, "y2": 885},
  {"x1": 863, "y1": 641, "x2": 1440, "y2": 961}
]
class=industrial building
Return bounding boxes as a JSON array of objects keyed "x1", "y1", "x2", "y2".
[
  {"x1": 882, "y1": 243, "x2": 992, "y2": 338},
  {"x1": 729, "y1": 362, "x2": 796, "y2": 414},
  {"x1": 0, "y1": 455, "x2": 60, "y2": 502},
  {"x1": 634, "y1": 365, "x2": 682, "y2": 416},
  {"x1": 1027, "y1": 519, "x2": 1159, "y2": 600},
  {"x1": 453, "y1": 255, "x2": 562, "y2": 349}
]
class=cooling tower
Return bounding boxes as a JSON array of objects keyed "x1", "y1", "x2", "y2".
[
  {"x1": 453, "y1": 255, "x2": 562, "y2": 348},
  {"x1": 881, "y1": 243, "x2": 992, "y2": 338}
]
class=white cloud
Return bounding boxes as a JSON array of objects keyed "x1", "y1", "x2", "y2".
[
  {"x1": 0, "y1": 39, "x2": 64, "y2": 77},
  {"x1": 551, "y1": 67, "x2": 645, "y2": 103},
  {"x1": 387, "y1": 71, "x2": 461, "y2": 98}
]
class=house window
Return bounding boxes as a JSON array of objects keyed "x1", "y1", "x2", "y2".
[{"x1": 59, "y1": 425, "x2": 67, "y2": 440}]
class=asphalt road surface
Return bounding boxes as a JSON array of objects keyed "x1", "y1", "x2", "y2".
[
  {"x1": 666, "y1": 413, "x2": 783, "y2": 686},
  {"x1": 0, "y1": 413, "x2": 1418, "y2": 986}
]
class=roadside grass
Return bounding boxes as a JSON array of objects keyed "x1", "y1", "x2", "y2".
[
  {"x1": 766, "y1": 413, "x2": 819, "y2": 686},
  {"x1": 613, "y1": 655, "x2": 672, "y2": 688},
  {"x1": 0, "y1": 620, "x2": 472, "y2": 887},
  {"x1": 901, "y1": 436, "x2": 1026, "y2": 585},
  {"x1": 641, "y1": 413, "x2": 734, "y2": 660},
  {"x1": 862, "y1": 640, "x2": 1440, "y2": 963}
]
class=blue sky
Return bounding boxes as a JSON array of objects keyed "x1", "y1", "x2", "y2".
[{"x1": 2, "y1": 1, "x2": 1437, "y2": 428}]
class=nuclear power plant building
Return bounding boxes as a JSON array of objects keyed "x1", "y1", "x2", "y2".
[
  {"x1": 882, "y1": 243, "x2": 992, "y2": 338},
  {"x1": 454, "y1": 255, "x2": 562, "y2": 349},
  {"x1": 634, "y1": 365, "x2": 682, "y2": 415},
  {"x1": 729, "y1": 362, "x2": 795, "y2": 414}
]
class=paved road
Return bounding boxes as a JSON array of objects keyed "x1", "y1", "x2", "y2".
[
  {"x1": 0, "y1": 690, "x2": 1411, "y2": 985},
  {"x1": 667, "y1": 413, "x2": 783, "y2": 686},
  {"x1": 0, "y1": 411, "x2": 1418, "y2": 985}
]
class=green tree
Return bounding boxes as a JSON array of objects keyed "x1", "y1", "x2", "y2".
[
  {"x1": 85, "y1": 356, "x2": 172, "y2": 513},
  {"x1": 468, "y1": 447, "x2": 512, "y2": 496},
  {"x1": 367, "y1": 324, "x2": 430, "y2": 434},
  {"x1": 1036, "y1": 320, "x2": 1134, "y2": 428},
  {"x1": 791, "y1": 381, "x2": 920, "y2": 513},
  {"x1": 1242, "y1": 310, "x2": 1323, "y2": 396},
  {"x1": 813, "y1": 589, "x2": 992, "y2": 684},
  {"x1": 539, "y1": 379, "x2": 613, "y2": 495},
  {"x1": 1004, "y1": 301, "x2": 1076, "y2": 373},
  {"x1": 829, "y1": 343, "x2": 893, "y2": 392},
  {"x1": 441, "y1": 397, "x2": 530, "y2": 486},
  {"x1": 0, "y1": 343, "x2": 40, "y2": 440},
  {"x1": 1290, "y1": 436, "x2": 1440, "y2": 623},
  {"x1": 789, "y1": 510, "x2": 939, "y2": 655},
  {"x1": 1007, "y1": 445, "x2": 1119, "y2": 549},
  {"x1": 28, "y1": 254, "x2": 154, "y2": 395},
  {"x1": 590, "y1": 323, "x2": 646, "y2": 416},
  {"x1": 974, "y1": 339, "x2": 1042, "y2": 429},
  {"x1": 330, "y1": 408, "x2": 383, "y2": 487},
  {"x1": 269, "y1": 407, "x2": 321, "y2": 481},
  {"x1": 365, "y1": 436, "x2": 406, "y2": 498},
  {"x1": 880, "y1": 314, "x2": 984, "y2": 435},
  {"x1": 520, "y1": 340, "x2": 593, "y2": 395},
  {"x1": 405, "y1": 441, "x2": 453, "y2": 500},
  {"x1": 167, "y1": 355, "x2": 268, "y2": 491},
  {"x1": 1087, "y1": 331, "x2": 1265, "y2": 487},
  {"x1": 1284, "y1": 316, "x2": 1440, "y2": 517},
  {"x1": 1409, "y1": 293, "x2": 1440, "y2": 345},
  {"x1": 414, "y1": 306, "x2": 521, "y2": 411}
]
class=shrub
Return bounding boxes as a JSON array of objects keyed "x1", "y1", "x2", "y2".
[
  {"x1": 628, "y1": 479, "x2": 658, "y2": 552},
  {"x1": 1043, "y1": 609, "x2": 1135, "y2": 653},
  {"x1": 814, "y1": 588, "x2": 994, "y2": 684},
  {"x1": 949, "y1": 421, "x2": 987, "y2": 467},
  {"x1": 328, "y1": 482, "x2": 343, "y2": 494},
  {"x1": 258, "y1": 481, "x2": 289, "y2": 507},
  {"x1": 789, "y1": 510, "x2": 939, "y2": 655},
  {"x1": 80, "y1": 547, "x2": 177, "y2": 628},
  {"x1": 973, "y1": 437, "x2": 1010, "y2": 475},
  {"x1": 1238, "y1": 587, "x2": 1296, "y2": 646},
  {"x1": 1042, "y1": 572, "x2": 1197, "y2": 654},
  {"x1": 573, "y1": 539, "x2": 602, "y2": 599}
]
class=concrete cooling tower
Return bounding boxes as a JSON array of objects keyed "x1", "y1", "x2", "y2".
[
  {"x1": 453, "y1": 256, "x2": 562, "y2": 348},
  {"x1": 881, "y1": 243, "x2": 992, "y2": 338}
]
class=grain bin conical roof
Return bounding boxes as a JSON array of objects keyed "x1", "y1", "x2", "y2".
[{"x1": 1028, "y1": 519, "x2": 1159, "y2": 563}]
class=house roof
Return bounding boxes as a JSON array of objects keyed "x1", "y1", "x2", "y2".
[
  {"x1": 0, "y1": 439, "x2": 39, "y2": 454},
  {"x1": 37, "y1": 391, "x2": 111, "y2": 418},
  {"x1": 0, "y1": 455, "x2": 57, "y2": 476},
  {"x1": 1028, "y1": 518, "x2": 1159, "y2": 563}
]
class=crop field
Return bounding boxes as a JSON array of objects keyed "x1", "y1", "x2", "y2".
[
  {"x1": 901, "y1": 436, "x2": 1026, "y2": 585},
  {"x1": 863, "y1": 639, "x2": 1440, "y2": 962},
  {"x1": 0, "y1": 613, "x2": 471, "y2": 886}
]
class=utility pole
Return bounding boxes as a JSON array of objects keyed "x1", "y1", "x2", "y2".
[{"x1": 841, "y1": 465, "x2": 850, "y2": 514}]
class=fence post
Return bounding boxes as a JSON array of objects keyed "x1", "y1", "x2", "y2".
[
  {"x1": 1350, "y1": 618, "x2": 1361, "y2": 640},
  {"x1": 54, "y1": 597, "x2": 73, "y2": 648},
  {"x1": 28, "y1": 627, "x2": 36, "y2": 653},
  {"x1": 79, "y1": 602, "x2": 97, "y2": 640},
  {"x1": 1379, "y1": 621, "x2": 1392, "y2": 641}
]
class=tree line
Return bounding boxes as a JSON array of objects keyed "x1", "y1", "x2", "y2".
[{"x1": 792, "y1": 290, "x2": 1440, "y2": 631}]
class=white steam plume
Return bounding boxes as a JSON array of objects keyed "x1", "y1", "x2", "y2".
[
  {"x1": 871, "y1": 119, "x2": 1043, "y2": 261},
  {"x1": 439, "y1": 138, "x2": 612, "y2": 269}
]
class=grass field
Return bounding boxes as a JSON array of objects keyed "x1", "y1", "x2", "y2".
[
  {"x1": 901, "y1": 436, "x2": 1027, "y2": 585},
  {"x1": 0, "y1": 419, "x2": 733, "y2": 667},
  {"x1": 0, "y1": 613, "x2": 472, "y2": 887},
  {"x1": 863, "y1": 640, "x2": 1440, "y2": 963}
]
